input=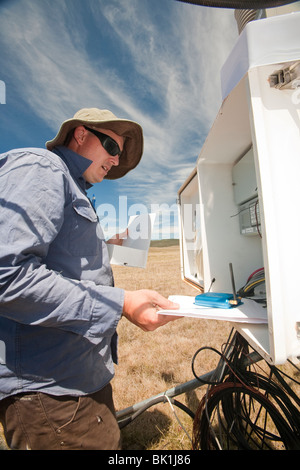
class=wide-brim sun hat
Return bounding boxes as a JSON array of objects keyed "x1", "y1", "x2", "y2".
[{"x1": 46, "y1": 108, "x2": 143, "y2": 180}]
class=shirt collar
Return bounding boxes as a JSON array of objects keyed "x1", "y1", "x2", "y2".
[{"x1": 52, "y1": 146, "x2": 93, "y2": 191}]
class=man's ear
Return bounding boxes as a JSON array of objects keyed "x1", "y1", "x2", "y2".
[{"x1": 72, "y1": 125, "x2": 87, "y2": 146}]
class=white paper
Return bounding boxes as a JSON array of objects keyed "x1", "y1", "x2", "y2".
[
  {"x1": 158, "y1": 295, "x2": 268, "y2": 324},
  {"x1": 108, "y1": 213, "x2": 156, "y2": 268},
  {"x1": 122, "y1": 213, "x2": 155, "y2": 250}
]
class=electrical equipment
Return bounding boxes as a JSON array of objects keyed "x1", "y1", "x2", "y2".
[
  {"x1": 178, "y1": 12, "x2": 300, "y2": 365},
  {"x1": 238, "y1": 197, "x2": 261, "y2": 236},
  {"x1": 232, "y1": 147, "x2": 261, "y2": 236}
]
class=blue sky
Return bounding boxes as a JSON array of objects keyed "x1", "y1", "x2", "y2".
[{"x1": 0, "y1": 0, "x2": 238, "y2": 239}]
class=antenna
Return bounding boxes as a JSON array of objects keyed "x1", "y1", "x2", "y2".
[{"x1": 229, "y1": 262, "x2": 239, "y2": 305}]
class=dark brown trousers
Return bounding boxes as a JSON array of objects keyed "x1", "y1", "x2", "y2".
[{"x1": 0, "y1": 384, "x2": 121, "y2": 450}]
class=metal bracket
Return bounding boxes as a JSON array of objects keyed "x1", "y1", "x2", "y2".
[{"x1": 269, "y1": 61, "x2": 300, "y2": 90}]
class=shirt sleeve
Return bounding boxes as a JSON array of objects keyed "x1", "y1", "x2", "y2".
[{"x1": 0, "y1": 150, "x2": 124, "y2": 342}]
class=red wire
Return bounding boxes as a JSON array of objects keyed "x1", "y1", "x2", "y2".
[{"x1": 246, "y1": 267, "x2": 264, "y2": 283}]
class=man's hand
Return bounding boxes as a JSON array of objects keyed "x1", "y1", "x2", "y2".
[
  {"x1": 122, "y1": 289, "x2": 181, "y2": 331},
  {"x1": 106, "y1": 228, "x2": 128, "y2": 246}
]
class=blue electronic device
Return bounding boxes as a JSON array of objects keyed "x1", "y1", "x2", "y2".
[{"x1": 194, "y1": 292, "x2": 242, "y2": 309}]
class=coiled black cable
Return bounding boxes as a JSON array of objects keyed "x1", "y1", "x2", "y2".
[
  {"x1": 192, "y1": 331, "x2": 300, "y2": 450},
  {"x1": 193, "y1": 381, "x2": 300, "y2": 449}
]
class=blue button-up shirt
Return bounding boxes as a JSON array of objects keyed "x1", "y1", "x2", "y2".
[{"x1": 0, "y1": 146, "x2": 124, "y2": 398}]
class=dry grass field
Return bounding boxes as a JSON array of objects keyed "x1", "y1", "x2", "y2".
[
  {"x1": 112, "y1": 244, "x2": 234, "y2": 450},
  {"x1": 1, "y1": 243, "x2": 299, "y2": 450}
]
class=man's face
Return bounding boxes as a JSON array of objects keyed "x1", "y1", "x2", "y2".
[{"x1": 72, "y1": 126, "x2": 124, "y2": 183}]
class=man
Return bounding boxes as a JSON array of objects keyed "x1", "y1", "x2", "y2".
[{"x1": 0, "y1": 108, "x2": 180, "y2": 450}]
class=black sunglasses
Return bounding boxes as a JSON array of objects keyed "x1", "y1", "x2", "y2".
[{"x1": 84, "y1": 126, "x2": 121, "y2": 157}]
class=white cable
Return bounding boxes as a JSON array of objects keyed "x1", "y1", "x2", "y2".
[{"x1": 164, "y1": 394, "x2": 193, "y2": 446}]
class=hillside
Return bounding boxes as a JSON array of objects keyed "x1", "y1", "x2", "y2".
[{"x1": 150, "y1": 239, "x2": 179, "y2": 248}]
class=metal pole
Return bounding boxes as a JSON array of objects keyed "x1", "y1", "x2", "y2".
[{"x1": 116, "y1": 350, "x2": 261, "y2": 422}]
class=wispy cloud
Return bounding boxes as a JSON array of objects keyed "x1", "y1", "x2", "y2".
[
  {"x1": 0, "y1": 0, "x2": 238, "y2": 234},
  {"x1": 92, "y1": 0, "x2": 238, "y2": 206}
]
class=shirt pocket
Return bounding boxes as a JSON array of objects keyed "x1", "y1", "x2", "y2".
[{"x1": 69, "y1": 199, "x2": 102, "y2": 256}]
